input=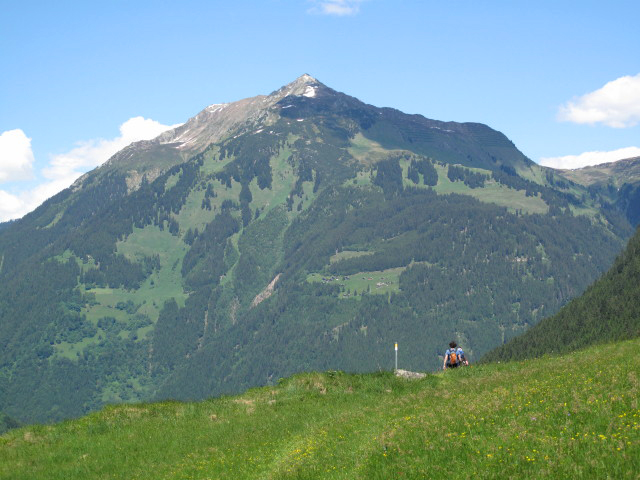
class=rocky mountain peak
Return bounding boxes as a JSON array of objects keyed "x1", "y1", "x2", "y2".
[
  {"x1": 96, "y1": 75, "x2": 332, "y2": 182},
  {"x1": 269, "y1": 74, "x2": 323, "y2": 100},
  {"x1": 151, "y1": 75, "x2": 326, "y2": 154}
]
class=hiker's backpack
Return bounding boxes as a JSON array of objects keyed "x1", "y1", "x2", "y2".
[{"x1": 448, "y1": 349, "x2": 458, "y2": 365}]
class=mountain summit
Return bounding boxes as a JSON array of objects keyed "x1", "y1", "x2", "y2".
[
  {"x1": 0, "y1": 76, "x2": 633, "y2": 423},
  {"x1": 161, "y1": 74, "x2": 328, "y2": 150},
  {"x1": 270, "y1": 73, "x2": 324, "y2": 98},
  {"x1": 97, "y1": 74, "x2": 538, "y2": 189},
  {"x1": 104, "y1": 75, "x2": 329, "y2": 178}
]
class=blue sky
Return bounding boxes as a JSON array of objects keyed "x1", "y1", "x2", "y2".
[{"x1": 1, "y1": 0, "x2": 639, "y2": 221}]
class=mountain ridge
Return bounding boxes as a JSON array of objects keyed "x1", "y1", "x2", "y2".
[
  {"x1": 97, "y1": 75, "x2": 326, "y2": 176},
  {"x1": 557, "y1": 156, "x2": 640, "y2": 226},
  {"x1": 84, "y1": 74, "x2": 534, "y2": 191},
  {"x1": 0, "y1": 75, "x2": 634, "y2": 424},
  {"x1": 558, "y1": 156, "x2": 640, "y2": 187}
]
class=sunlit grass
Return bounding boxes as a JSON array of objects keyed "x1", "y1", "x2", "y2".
[
  {"x1": 2, "y1": 338, "x2": 637, "y2": 479},
  {"x1": 307, "y1": 267, "x2": 402, "y2": 297}
]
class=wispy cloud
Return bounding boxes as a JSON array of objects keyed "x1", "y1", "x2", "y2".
[
  {"x1": 0, "y1": 117, "x2": 179, "y2": 222},
  {"x1": 308, "y1": 0, "x2": 368, "y2": 16},
  {"x1": 539, "y1": 146, "x2": 640, "y2": 170},
  {"x1": 558, "y1": 73, "x2": 640, "y2": 128}
]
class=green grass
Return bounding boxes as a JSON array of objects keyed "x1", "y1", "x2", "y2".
[
  {"x1": 347, "y1": 134, "x2": 555, "y2": 215},
  {"x1": 52, "y1": 233, "x2": 189, "y2": 358},
  {"x1": 431, "y1": 164, "x2": 549, "y2": 215},
  {"x1": 345, "y1": 169, "x2": 374, "y2": 187},
  {"x1": 199, "y1": 146, "x2": 222, "y2": 175},
  {"x1": 79, "y1": 225, "x2": 189, "y2": 329},
  {"x1": 329, "y1": 251, "x2": 374, "y2": 264},
  {"x1": 348, "y1": 133, "x2": 404, "y2": 165},
  {"x1": 164, "y1": 170, "x2": 182, "y2": 191},
  {"x1": 2, "y1": 338, "x2": 637, "y2": 479},
  {"x1": 307, "y1": 267, "x2": 403, "y2": 297},
  {"x1": 249, "y1": 141, "x2": 299, "y2": 216},
  {"x1": 54, "y1": 333, "x2": 106, "y2": 360},
  {"x1": 348, "y1": 137, "x2": 551, "y2": 215},
  {"x1": 518, "y1": 163, "x2": 549, "y2": 185},
  {"x1": 174, "y1": 185, "x2": 218, "y2": 235}
]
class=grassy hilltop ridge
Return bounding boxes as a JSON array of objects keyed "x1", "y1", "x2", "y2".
[{"x1": 1, "y1": 339, "x2": 638, "y2": 479}]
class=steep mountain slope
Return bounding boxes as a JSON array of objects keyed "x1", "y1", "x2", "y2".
[
  {"x1": 558, "y1": 156, "x2": 640, "y2": 226},
  {"x1": 559, "y1": 156, "x2": 640, "y2": 188},
  {"x1": 1, "y1": 339, "x2": 638, "y2": 479},
  {"x1": 0, "y1": 75, "x2": 633, "y2": 423},
  {"x1": 483, "y1": 225, "x2": 640, "y2": 362}
]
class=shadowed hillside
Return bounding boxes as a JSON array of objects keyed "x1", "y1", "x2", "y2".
[{"x1": 483, "y1": 226, "x2": 640, "y2": 363}]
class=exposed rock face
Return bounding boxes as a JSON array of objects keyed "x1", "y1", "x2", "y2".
[
  {"x1": 109, "y1": 75, "x2": 324, "y2": 167},
  {"x1": 156, "y1": 74, "x2": 324, "y2": 151},
  {"x1": 78, "y1": 75, "x2": 327, "y2": 192},
  {"x1": 252, "y1": 274, "x2": 281, "y2": 308},
  {"x1": 124, "y1": 168, "x2": 162, "y2": 193}
]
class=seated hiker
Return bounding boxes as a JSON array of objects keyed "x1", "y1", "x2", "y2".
[{"x1": 443, "y1": 341, "x2": 469, "y2": 370}]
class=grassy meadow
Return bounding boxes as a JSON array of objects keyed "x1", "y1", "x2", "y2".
[
  {"x1": 1, "y1": 339, "x2": 638, "y2": 479},
  {"x1": 307, "y1": 267, "x2": 402, "y2": 297}
]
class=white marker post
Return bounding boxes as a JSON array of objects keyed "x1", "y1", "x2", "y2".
[{"x1": 394, "y1": 342, "x2": 398, "y2": 371}]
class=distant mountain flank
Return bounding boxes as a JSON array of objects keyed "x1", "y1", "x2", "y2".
[
  {"x1": 559, "y1": 156, "x2": 640, "y2": 187},
  {"x1": 483, "y1": 224, "x2": 640, "y2": 363},
  {"x1": 0, "y1": 75, "x2": 634, "y2": 424},
  {"x1": 557, "y1": 156, "x2": 640, "y2": 226}
]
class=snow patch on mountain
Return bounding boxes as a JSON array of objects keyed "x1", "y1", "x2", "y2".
[
  {"x1": 303, "y1": 86, "x2": 317, "y2": 98},
  {"x1": 206, "y1": 103, "x2": 229, "y2": 112}
]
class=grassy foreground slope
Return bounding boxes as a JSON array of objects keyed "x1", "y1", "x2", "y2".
[{"x1": 1, "y1": 339, "x2": 638, "y2": 480}]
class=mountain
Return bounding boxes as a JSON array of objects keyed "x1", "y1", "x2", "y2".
[
  {"x1": 558, "y1": 156, "x2": 640, "y2": 226},
  {"x1": 2, "y1": 338, "x2": 638, "y2": 479},
  {"x1": 559, "y1": 156, "x2": 640, "y2": 188},
  {"x1": 0, "y1": 75, "x2": 634, "y2": 423},
  {"x1": 483, "y1": 224, "x2": 640, "y2": 362}
]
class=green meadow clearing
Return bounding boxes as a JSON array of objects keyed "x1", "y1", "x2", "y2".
[
  {"x1": 1, "y1": 339, "x2": 638, "y2": 479},
  {"x1": 307, "y1": 267, "x2": 402, "y2": 297}
]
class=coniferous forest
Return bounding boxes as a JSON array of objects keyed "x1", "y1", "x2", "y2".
[
  {"x1": 483, "y1": 225, "x2": 640, "y2": 362},
  {"x1": 0, "y1": 76, "x2": 637, "y2": 424}
]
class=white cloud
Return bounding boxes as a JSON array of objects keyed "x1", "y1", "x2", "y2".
[
  {"x1": 539, "y1": 146, "x2": 640, "y2": 170},
  {"x1": 0, "y1": 190, "x2": 24, "y2": 220},
  {"x1": 0, "y1": 181, "x2": 69, "y2": 224},
  {"x1": 558, "y1": 73, "x2": 640, "y2": 128},
  {"x1": 0, "y1": 117, "x2": 178, "y2": 222},
  {"x1": 43, "y1": 116, "x2": 179, "y2": 184},
  {"x1": 309, "y1": 0, "x2": 367, "y2": 16},
  {"x1": 0, "y1": 129, "x2": 35, "y2": 182}
]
